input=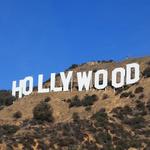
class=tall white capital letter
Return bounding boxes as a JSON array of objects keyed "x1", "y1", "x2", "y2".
[
  {"x1": 126, "y1": 63, "x2": 140, "y2": 85},
  {"x1": 12, "y1": 80, "x2": 24, "y2": 98},
  {"x1": 38, "y1": 74, "x2": 49, "y2": 93},
  {"x1": 60, "y1": 71, "x2": 73, "y2": 91},
  {"x1": 95, "y1": 70, "x2": 108, "y2": 89},
  {"x1": 77, "y1": 71, "x2": 92, "y2": 91},
  {"x1": 50, "y1": 73, "x2": 62, "y2": 92},
  {"x1": 23, "y1": 76, "x2": 33, "y2": 96},
  {"x1": 112, "y1": 68, "x2": 125, "y2": 88}
]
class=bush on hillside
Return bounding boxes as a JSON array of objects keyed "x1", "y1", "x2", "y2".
[
  {"x1": 0, "y1": 125, "x2": 19, "y2": 136},
  {"x1": 111, "y1": 106, "x2": 132, "y2": 120},
  {"x1": 95, "y1": 131, "x2": 112, "y2": 146},
  {"x1": 44, "y1": 97, "x2": 51, "y2": 102},
  {"x1": 68, "y1": 64, "x2": 78, "y2": 70},
  {"x1": 85, "y1": 106, "x2": 91, "y2": 111},
  {"x1": 69, "y1": 94, "x2": 98, "y2": 108},
  {"x1": 0, "y1": 90, "x2": 16, "y2": 107},
  {"x1": 82, "y1": 94, "x2": 98, "y2": 106},
  {"x1": 136, "y1": 101, "x2": 146, "y2": 111},
  {"x1": 143, "y1": 67, "x2": 150, "y2": 78},
  {"x1": 72, "y1": 112, "x2": 80, "y2": 122},
  {"x1": 129, "y1": 93, "x2": 135, "y2": 98},
  {"x1": 134, "y1": 87, "x2": 144, "y2": 94},
  {"x1": 138, "y1": 94, "x2": 144, "y2": 99},
  {"x1": 33, "y1": 101, "x2": 54, "y2": 122},
  {"x1": 124, "y1": 116, "x2": 145, "y2": 129},
  {"x1": 69, "y1": 96, "x2": 82, "y2": 108},
  {"x1": 91, "y1": 109, "x2": 108, "y2": 127},
  {"x1": 120, "y1": 92, "x2": 132, "y2": 98},
  {"x1": 13, "y1": 111, "x2": 22, "y2": 119},
  {"x1": 115, "y1": 86, "x2": 131, "y2": 96}
]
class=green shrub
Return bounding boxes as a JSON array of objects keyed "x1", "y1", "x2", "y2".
[
  {"x1": 139, "y1": 94, "x2": 144, "y2": 99},
  {"x1": 146, "y1": 100, "x2": 150, "y2": 111},
  {"x1": 0, "y1": 90, "x2": 16, "y2": 107},
  {"x1": 124, "y1": 116, "x2": 145, "y2": 129},
  {"x1": 123, "y1": 105, "x2": 132, "y2": 115},
  {"x1": 69, "y1": 96, "x2": 82, "y2": 108},
  {"x1": 85, "y1": 106, "x2": 91, "y2": 111},
  {"x1": 72, "y1": 112, "x2": 80, "y2": 122},
  {"x1": 95, "y1": 131, "x2": 112, "y2": 145},
  {"x1": 0, "y1": 125, "x2": 19, "y2": 136},
  {"x1": 136, "y1": 101, "x2": 145, "y2": 110},
  {"x1": 134, "y1": 87, "x2": 144, "y2": 94},
  {"x1": 82, "y1": 94, "x2": 98, "y2": 106},
  {"x1": 69, "y1": 94, "x2": 98, "y2": 108},
  {"x1": 68, "y1": 64, "x2": 78, "y2": 70},
  {"x1": 91, "y1": 109, "x2": 108, "y2": 127},
  {"x1": 44, "y1": 97, "x2": 51, "y2": 102},
  {"x1": 143, "y1": 67, "x2": 150, "y2": 78},
  {"x1": 129, "y1": 93, "x2": 135, "y2": 98},
  {"x1": 13, "y1": 111, "x2": 22, "y2": 119},
  {"x1": 111, "y1": 106, "x2": 132, "y2": 120},
  {"x1": 33, "y1": 101, "x2": 54, "y2": 122},
  {"x1": 120, "y1": 92, "x2": 131, "y2": 98}
]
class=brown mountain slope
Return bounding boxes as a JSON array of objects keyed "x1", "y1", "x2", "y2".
[
  {"x1": 0, "y1": 56, "x2": 149, "y2": 149},
  {"x1": 0, "y1": 56, "x2": 150, "y2": 123}
]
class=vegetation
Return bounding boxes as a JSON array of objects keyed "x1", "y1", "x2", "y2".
[
  {"x1": 85, "y1": 106, "x2": 91, "y2": 111},
  {"x1": 143, "y1": 67, "x2": 150, "y2": 78},
  {"x1": 146, "y1": 100, "x2": 150, "y2": 111},
  {"x1": 82, "y1": 94, "x2": 98, "y2": 106},
  {"x1": 67, "y1": 64, "x2": 78, "y2": 70},
  {"x1": 0, "y1": 90, "x2": 16, "y2": 107},
  {"x1": 13, "y1": 111, "x2": 22, "y2": 119},
  {"x1": 69, "y1": 94, "x2": 98, "y2": 108},
  {"x1": 0, "y1": 60, "x2": 150, "y2": 149},
  {"x1": 134, "y1": 86, "x2": 144, "y2": 94},
  {"x1": 139, "y1": 94, "x2": 144, "y2": 99},
  {"x1": 91, "y1": 108, "x2": 108, "y2": 127},
  {"x1": 120, "y1": 92, "x2": 132, "y2": 98},
  {"x1": 124, "y1": 116, "x2": 145, "y2": 129},
  {"x1": 72, "y1": 112, "x2": 80, "y2": 122},
  {"x1": 69, "y1": 95, "x2": 82, "y2": 108},
  {"x1": 33, "y1": 101, "x2": 54, "y2": 122},
  {"x1": 0, "y1": 125, "x2": 19, "y2": 136},
  {"x1": 44, "y1": 97, "x2": 51, "y2": 102},
  {"x1": 0, "y1": 105, "x2": 148, "y2": 149},
  {"x1": 115, "y1": 85, "x2": 131, "y2": 95}
]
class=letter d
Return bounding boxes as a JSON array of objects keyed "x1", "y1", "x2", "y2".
[{"x1": 126, "y1": 63, "x2": 140, "y2": 85}]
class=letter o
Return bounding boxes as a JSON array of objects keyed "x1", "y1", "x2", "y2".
[
  {"x1": 95, "y1": 70, "x2": 108, "y2": 89},
  {"x1": 23, "y1": 76, "x2": 33, "y2": 96},
  {"x1": 112, "y1": 68, "x2": 125, "y2": 88}
]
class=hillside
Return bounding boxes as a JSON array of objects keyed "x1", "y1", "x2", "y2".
[{"x1": 0, "y1": 56, "x2": 150, "y2": 150}]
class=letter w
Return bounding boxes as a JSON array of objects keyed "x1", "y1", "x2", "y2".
[{"x1": 77, "y1": 71, "x2": 92, "y2": 91}]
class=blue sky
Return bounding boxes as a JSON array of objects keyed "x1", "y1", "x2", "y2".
[{"x1": 0, "y1": 0, "x2": 150, "y2": 89}]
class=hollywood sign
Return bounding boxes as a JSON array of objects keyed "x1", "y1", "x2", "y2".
[{"x1": 12, "y1": 63, "x2": 140, "y2": 98}]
